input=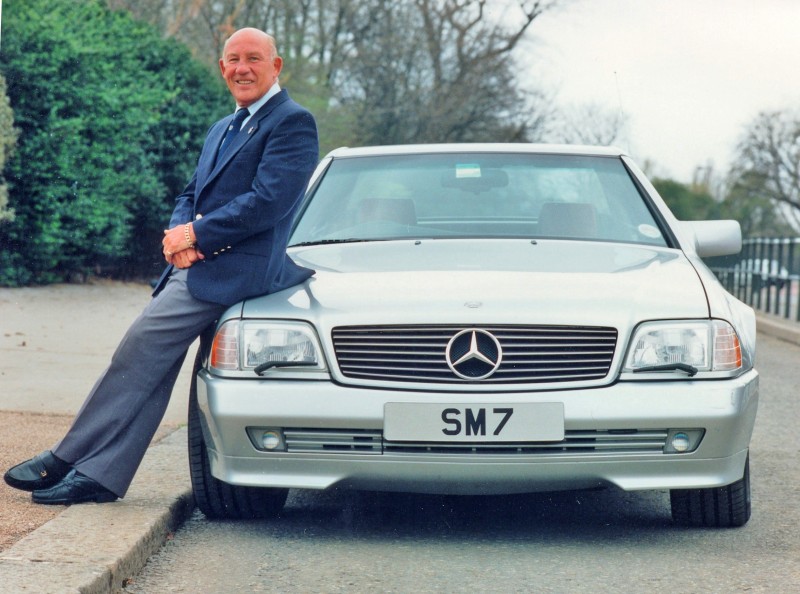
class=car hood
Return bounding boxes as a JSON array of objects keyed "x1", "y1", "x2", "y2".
[{"x1": 243, "y1": 239, "x2": 710, "y2": 328}]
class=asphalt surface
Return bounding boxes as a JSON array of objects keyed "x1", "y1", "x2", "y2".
[{"x1": 0, "y1": 312, "x2": 797, "y2": 594}]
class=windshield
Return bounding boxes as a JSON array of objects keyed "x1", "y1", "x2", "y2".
[{"x1": 290, "y1": 152, "x2": 668, "y2": 247}]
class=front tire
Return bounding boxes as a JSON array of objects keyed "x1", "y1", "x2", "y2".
[
  {"x1": 670, "y1": 453, "x2": 751, "y2": 527},
  {"x1": 188, "y1": 351, "x2": 288, "y2": 519}
]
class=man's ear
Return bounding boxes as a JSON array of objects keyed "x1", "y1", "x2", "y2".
[
  {"x1": 273, "y1": 56, "x2": 284, "y2": 76},
  {"x1": 219, "y1": 58, "x2": 226, "y2": 77}
]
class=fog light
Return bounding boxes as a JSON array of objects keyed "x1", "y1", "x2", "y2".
[
  {"x1": 245, "y1": 427, "x2": 287, "y2": 452},
  {"x1": 663, "y1": 429, "x2": 704, "y2": 454},
  {"x1": 670, "y1": 432, "x2": 691, "y2": 452},
  {"x1": 262, "y1": 430, "x2": 283, "y2": 450}
]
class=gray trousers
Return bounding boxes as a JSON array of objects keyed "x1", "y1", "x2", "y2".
[{"x1": 53, "y1": 269, "x2": 226, "y2": 497}]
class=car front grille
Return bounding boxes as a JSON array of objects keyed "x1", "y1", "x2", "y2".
[
  {"x1": 283, "y1": 428, "x2": 669, "y2": 456},
  {"x1": 331, "y1": 325, "x2": 617, "y2": 383}
]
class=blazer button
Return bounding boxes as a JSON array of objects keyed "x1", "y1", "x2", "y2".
[{"x1": 195, "y1": 214, "x2": 203, "y2": 220}]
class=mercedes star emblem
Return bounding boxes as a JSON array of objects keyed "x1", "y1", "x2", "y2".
[{"x1": 445, "y1": 329, "x2": 503, "y2": 380}]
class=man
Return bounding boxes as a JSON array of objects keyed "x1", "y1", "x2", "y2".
[{"x1": 3, "y1": 28, "x2": 319, "y2": 505}]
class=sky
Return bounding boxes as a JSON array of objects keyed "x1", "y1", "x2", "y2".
[{"x1": 525, "y1": 0, "x2": 800, "y2": 182}]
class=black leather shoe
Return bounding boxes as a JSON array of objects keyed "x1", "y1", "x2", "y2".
[
  {"x1": 4, "y1": 451, "x2": 72, "y2": 492},
  {"x1": 32, "y1": 470, "x2": 118, "y2": 505}
]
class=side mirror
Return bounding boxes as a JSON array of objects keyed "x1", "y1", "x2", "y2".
[{"x1": 680, "y1": 220, "x2": 742, "y2": 257}]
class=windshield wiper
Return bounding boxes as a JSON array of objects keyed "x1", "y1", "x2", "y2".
[
  {"x1": 290, "y1": 238, "x2": 370, "y2": 247},
  {"x1": 632, "y1": 363, "x2": 699, "y2": 377},
  {"x1": 254, "y1": 360, "x2": 318, "y2": 376}
]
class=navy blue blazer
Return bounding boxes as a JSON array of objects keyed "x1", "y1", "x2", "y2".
[{"x1": 154, "y1": 90, "x2": 318, "y2": 306}]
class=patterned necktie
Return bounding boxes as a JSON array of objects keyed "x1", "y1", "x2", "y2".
[{"x1": 217, "y1": 108, "x2": 250, "y2": 157}]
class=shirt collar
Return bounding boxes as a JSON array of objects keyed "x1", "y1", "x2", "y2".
[{"x1": 237, "y1": 82, "x2": 281, "y2": 122}]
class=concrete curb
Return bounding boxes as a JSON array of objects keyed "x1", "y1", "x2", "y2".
[
  {"x1": 0, "y1": 427, "x2": 194, "y2": 594},
  {"x1": 755, "y1": 311, "x2": 800, "y2": 346},
  {"x1": 0, "y1": 313, "x2": 798, "y2": 593}
]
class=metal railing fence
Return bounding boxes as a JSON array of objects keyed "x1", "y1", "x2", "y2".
[{"x1": 708, "y1": 237, "x2": 800, "y2": 321}]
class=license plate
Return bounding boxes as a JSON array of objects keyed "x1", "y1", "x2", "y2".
[{"x1": 384, "y1": 403, "x2": 565, "y2": 442}]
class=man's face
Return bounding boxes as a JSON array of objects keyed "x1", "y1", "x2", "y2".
[{"x1": 219, "y1": 30, "x2": 282, "y2": 108}]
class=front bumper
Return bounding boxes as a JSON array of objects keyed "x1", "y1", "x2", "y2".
[{"x1": 196, "y1": 369, "x2": 759, "y2": 495}]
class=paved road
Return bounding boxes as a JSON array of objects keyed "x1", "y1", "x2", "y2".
[
  {"x1": 124, "y1": 332, "x2": 800, "y2": 594},
  {"x1": 0, "y1": 281, "x2": 193, "y2": 424}
]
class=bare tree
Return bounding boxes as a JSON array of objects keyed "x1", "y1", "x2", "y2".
[
  {"x1": 335, "y1": 0, "x2": 558, "y2": 144},
  {"x1": 108, "y1": 0, "x2": 350, "y2": 73},
  {"x1": 551, "y1": 102, "x2": 629, "y2": 146},
  {"x1": 730, "y1": 110, "x2": 800, "y2": 230},
  {"x1": 107, "y1": 0, "x2": 560, "y2": 146}
]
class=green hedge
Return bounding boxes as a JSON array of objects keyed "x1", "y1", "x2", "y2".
[{"x1": 0, "y1": 0, "x2": 229, "y2": 284}]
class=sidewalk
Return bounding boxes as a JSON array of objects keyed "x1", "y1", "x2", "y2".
[
  {"x1": 754, "y1": 310, "x2": 800, "y2": 346},
  {"x1": 0, "y1": 428, "x2": 193, "y2": 594},
  {"x1": 0, "y1": 311, "x2": 798, "y2": 594}
]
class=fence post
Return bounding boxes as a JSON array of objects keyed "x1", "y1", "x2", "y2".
[
  {"x1": 782, "y1": 238, "x2": 791, "y2": 319},
  {"x1": 758, "y1": 239, "x2": 776, "y2": 313},
  {"x1": 712, "y1": 236, "x2": 799, "y2": 323},
  {"x1": 752, "y1": 239, "x2": 763, "y2": 310}
]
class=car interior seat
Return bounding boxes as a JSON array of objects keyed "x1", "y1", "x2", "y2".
[
  {"x1": 357, "y1": 198, "x2": 418, "y2": 225},
  {"x1": 537, "y1": 202, "x2": 598, "y2": 238}
]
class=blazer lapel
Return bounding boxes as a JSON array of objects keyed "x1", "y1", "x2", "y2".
[
  {"x1": 196, "y1": 117, "x2": 230, "y2": 189},
  {"x1": 203, "y1": 90, "x2": 291, "y2": 186},
  {"x1": 211, "y1": 123, "x2": 254, "y2": 173}
]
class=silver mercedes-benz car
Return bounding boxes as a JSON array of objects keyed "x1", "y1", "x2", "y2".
[{"x1": 189, "y1": 144, "x2": 758, "y2": 527}]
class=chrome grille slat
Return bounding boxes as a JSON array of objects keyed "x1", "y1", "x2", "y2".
[
  {"x1": 337, "y1": 349, "x2": 611, "y2": 363},
  {"x1": 337, "y1": 355, "x2": 449, "y2": 362},
  {"x1": 338, "y1": 366, "x2": 451, "y2": 373},
  {"x1": 282, "y1": 428, "x2": 669, "y2": 456},
  {"x1": 335, "y1": 370, "x2": 609, "y2": 382},
  {"x1": 284, "y1": 429, "x2": 383, "y2": 454},
  {"x1": 331, "y1": 325, "x2": 617, "y2": 384}
]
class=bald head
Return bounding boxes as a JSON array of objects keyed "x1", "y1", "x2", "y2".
[
  {"x1": 222, "y1": 28, "x2": 277, "y2": 61},
  {"x1": 219, "y1": 28, "x2": 283, "y2": 108}
]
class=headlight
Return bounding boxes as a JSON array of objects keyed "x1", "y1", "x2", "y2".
[
  {"x1": 210, "y1": 320, "x2": 327, "y2": 376},
  {"x1": 623, "y1": 320, "x2": 742, "y2": 377}
]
